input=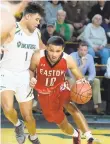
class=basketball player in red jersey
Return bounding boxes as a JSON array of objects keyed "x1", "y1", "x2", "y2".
[
  {"x1": 30, "y1": 36, "x2": 101, "y2": 144},
  {"x1": 29, "y1": 36, "x2": 88, "y2": 144}
]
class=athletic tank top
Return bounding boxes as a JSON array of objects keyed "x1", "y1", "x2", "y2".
[
  {"x1": 0, "y1": 22, "x2": 40, "y2": 72},
  {"x1": 35, "y1": 50, "x2": 68, "y2": 93}
]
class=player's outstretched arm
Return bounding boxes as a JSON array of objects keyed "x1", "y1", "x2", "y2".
[{"x1": 2, "y1": 0, "x2": 32, "y2": 16}]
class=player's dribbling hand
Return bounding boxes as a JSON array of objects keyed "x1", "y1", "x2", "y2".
[
  {"x1": 76, "y1": 78, "x2": 89, "y2": 85},
  {"x1": 30, "y1": 77, "x2": 37, "y2": 88}
]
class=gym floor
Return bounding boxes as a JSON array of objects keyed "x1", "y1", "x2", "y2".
[{"x1": 1, "y1": 114, "x2": 110, "y2": 144}]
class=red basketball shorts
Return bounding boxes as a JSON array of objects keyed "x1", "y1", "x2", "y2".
[{"x1": 37, "y1": 83, "x2": 70, "y2": 124}]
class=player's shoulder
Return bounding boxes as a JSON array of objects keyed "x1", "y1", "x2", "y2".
[
  {"x1": 31, "y1": 49, "x2": 40, "y2": 62},
  {"x1": 34, "y1": 49, "x2": 40, "y2": 55},
  {"x1": 32, "y1": 49, "x2": 45, "y2": 65},
  {"x1": 63, "y1": 52, "x2": 73, "y2": 61},
  {"x1": 63, "y1": 52, "x2": 69, "y2": 59},
  {"x1": 34, "y1": 28, "x2": 41, "y2": 39},
  {"x1": 39, "y1": 49, "x2": 45, "y2": 57},
  {"x1": 34, "y1": 49, "x2": 45, "y2": 58},
  {"x1": 62, "y1": 52, "x2": 74, "y2": 68},
  {"x1": 35, "y1": 28, "x2": 40, "y2": 33}
]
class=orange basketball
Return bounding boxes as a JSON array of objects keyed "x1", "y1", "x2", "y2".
[{"x1": 70, "y1": 82, "x2": 92, "y2": 104}]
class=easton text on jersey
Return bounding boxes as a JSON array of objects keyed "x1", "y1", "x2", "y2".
[{"x1": 40, "y1": 69, "x2": 65, "y2": 76}]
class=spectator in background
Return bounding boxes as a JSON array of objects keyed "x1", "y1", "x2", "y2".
[
  {"x1": 105, "y1": 57, "x2": 110, "y2": 78},
  {"x1": 63, "y1": 1, "x2": 86, "y2": 38},
  {"x1": 88, "y1": 0, "x2": 110, "y2": 38},
  {"x1": 56, "y1": 10, "x2": 73, "y2": 41},
  {"x1": 44, "y1": 0, "x2": 63, "y2": 24},
  {"x1": 102, "y1": 57, "x2": 110, "y2": 115},
  {"x1": 83, "y1": 14, "x2": 109, "y2": 65},
  {"x1": 41, "y1": 20, "x2": 60, "y2": 45},
  {"x1": 78, "y1": 1, "x2": 97, "y2": 24},
  {"x1": 67, "y1": 42, "x2": 104, "y2": 115},
  {"x1": 35, "y1": 0, "x2": 47, "y2": 8}
]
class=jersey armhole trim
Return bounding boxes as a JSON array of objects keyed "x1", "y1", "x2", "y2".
[{"x1": 15, "y1": 23, "x2": 21, "y2": 34}]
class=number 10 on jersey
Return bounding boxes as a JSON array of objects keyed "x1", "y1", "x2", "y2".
[{"x1": 45, "y1": 77, "x2": 56, "y2": 87}]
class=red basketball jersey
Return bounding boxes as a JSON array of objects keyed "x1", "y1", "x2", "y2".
[{"x1": 34, "y1": 50, "x2": 69, "y2": 93}]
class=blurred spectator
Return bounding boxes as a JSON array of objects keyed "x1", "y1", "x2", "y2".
[
  {"x1": 105, "y1": 57, "x2": 110, "y2": 78},
  {"x1": 83, "y1": 14, "x2": 109, "y2": 65},
  {"x1": 88, "y1": 0, "x2": 110, "y2": 34},
  {"x1": 56, "y1": 10, "x2": 73, "y2": 41},
  {"x1": 35, "y1": 0, "x2": 47, "y2": 8},
  {"x1": 107, "y1": 32, "x2": 110, "y2": 43},
  {"x1": 67, "y1": 41, "x2": 104, "y2": 115},
  {"x1": 41, "y1": 20, "x2": 60, "y2": 45},
  {"x1": 44, "y1": 0, "x2": 63, "y2": 24},
  {"x1": 63, "y1": 1, "x2": 86, "y2": 38},
  {"x1": 78, "y1": 1, "x2": 97, "y2": 23},
  {"x1": 102, "y1": 57, "x2": 110, "y2": 115}
]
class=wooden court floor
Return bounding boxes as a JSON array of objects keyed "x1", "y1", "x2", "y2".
[{"x1": 1, "y1": 128, "x2": 110, "y2": 144}]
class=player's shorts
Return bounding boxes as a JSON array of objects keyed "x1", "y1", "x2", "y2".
[
  {"x1": 37, "y1": 82, "x2": 71, "y2": 124},
  {"x1": 0, "y1": 68, "x2": 34, "y2": 102}
]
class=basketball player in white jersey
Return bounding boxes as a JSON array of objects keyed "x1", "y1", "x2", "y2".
[{"x1": 0, "y1": 2, "x2": 44, "y2": 144}]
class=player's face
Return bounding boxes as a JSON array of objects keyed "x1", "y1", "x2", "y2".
[
  {"x1": 47, "y1": 44, "x2": 64, "y2": 63},
  {"x1": 26, "y1": 13, "x2": 41, "y2": 32},
  {"x1": 78, "y1": 46, "x2": 88, "y2": 57}
]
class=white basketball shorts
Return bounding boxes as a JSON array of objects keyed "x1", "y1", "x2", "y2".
[{"x1": 0, "y1": 68, "x2": 34, "y2": 102}]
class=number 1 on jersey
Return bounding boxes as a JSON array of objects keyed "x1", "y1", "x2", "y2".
[
  {"x1": 45, "y1": 77, "x2": 56, "y2": 87},
  {"x1": 25, "y1": 52, "x2": 28, "y2": 61}
]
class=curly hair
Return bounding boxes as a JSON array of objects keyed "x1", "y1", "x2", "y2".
[{"x1": 23, "y1": 2, "x2": 45, "y2": 17}]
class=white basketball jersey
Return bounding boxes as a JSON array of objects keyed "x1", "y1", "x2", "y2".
[{"x1": 0, "y1": 22, "x2": 40, "y2": 72}]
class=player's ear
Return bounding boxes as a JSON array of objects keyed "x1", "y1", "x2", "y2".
[{"x1": 25, "y1": 14, "x2": 30, "y2": 20}]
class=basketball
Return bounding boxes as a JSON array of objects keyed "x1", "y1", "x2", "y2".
[{"x1": 70, "y1": 82, "x2": 92, "y2": 104}]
